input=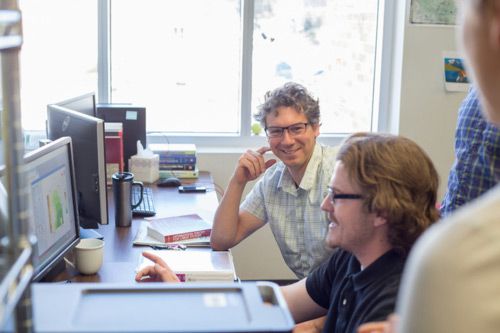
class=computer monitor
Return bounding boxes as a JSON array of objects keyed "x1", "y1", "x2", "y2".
[
  {"x1": 47, "y1": 104, "x2": 108, "y2": 228},
  {"x1": 53, "y1": 92, "x2": 96, "y2": 117},
  {"x1": 23, "y1": 137, "x2": 80, "y2": 281}
]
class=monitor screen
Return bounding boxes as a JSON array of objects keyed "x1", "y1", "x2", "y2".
[
  {"x1": 54, "y1": 92, "x2": 96, "y2": 117},
  {"x1": 47, "y1": 105, "x2": 108, "y2": 228},
  {"x1": 23, "y1": 137, "x2": 80, "y2": 281}
]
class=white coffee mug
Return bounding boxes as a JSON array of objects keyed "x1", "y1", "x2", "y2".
[{"x1": 70, "y1": 238, "x2": 105, "y2": 275}]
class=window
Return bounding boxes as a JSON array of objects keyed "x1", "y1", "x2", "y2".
[
  {"x1": 111, "y1": 0, "x2": 242, "y2": 134},
  {"x1": 108, "y1": 0, "x2": 384, "y2": 143},
  {"x1": 251, "y1": 1, "x2": 379, "y2": 134},
  {"x1": 18, "y1": 1, "x2": 391, "y2": 147},
  {"x1": 19, "y1": 0, "x2": 97, "y2": 131}
]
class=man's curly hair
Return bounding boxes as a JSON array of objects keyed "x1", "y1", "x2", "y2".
[{"x1": 254, "y1": 82, "x2": 320, "y2": 127}]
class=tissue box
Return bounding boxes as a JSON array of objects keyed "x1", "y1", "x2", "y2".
[{"x1": 129, "y1": 154, "x2": 160, "y2": 183}]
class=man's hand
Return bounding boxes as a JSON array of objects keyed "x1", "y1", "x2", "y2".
[
  {"x1": 135, "y1": 252, "x2": 180, "y2": 283},
  {"x1": 293, "y1": 316, "x2": 326, "y2": 333},
  {"x1": 357, "y1": 314, "x2": 399, "y2": 333},
  {"x1": 357, "y1": 322, "x2": 388, "y2": 333},
  {"x1": 233, "y1": 146, "x2": 276, "y2": 184}
]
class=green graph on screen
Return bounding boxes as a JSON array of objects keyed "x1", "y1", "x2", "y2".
[{"x1": 51, "y1": 190, "x2": 64, "y2": 229}]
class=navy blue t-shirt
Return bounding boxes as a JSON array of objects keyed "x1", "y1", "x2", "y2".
[{"x1": 306, "y1": 249, "x2": 405, "y2": 333}]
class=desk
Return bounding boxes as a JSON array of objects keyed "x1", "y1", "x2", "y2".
[{"x1": 57, "y1": 171, "x2": 220, "y2": 283}]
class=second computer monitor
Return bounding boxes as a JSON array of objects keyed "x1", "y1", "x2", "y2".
[
  {"x1": 47, "y1": 104, "x2": 108, "y2": 228},
  {"x1": 53, "y1": 92, "x2": 96, "y2": 117}
]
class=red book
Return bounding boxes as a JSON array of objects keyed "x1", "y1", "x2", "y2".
[
  {"x1": 146, "y1": 214, "x2": 212, "y2": 243},
  {"x1": 105, "y1": 135, "x2": 123, "y2": 168},
  {"x1": 104, "y1": 123, "x2": 124, "y2": 184}
]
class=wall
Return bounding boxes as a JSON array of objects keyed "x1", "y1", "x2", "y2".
[
  {"x1": 198, "y1": 4, "x2": 469, "y2": 280},
  {"x1": 396, "y1": 5, "x2": 466, "y2": 199}
]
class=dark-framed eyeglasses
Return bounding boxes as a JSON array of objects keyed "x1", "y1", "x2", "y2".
[
  {"x1": 327, "y1": 187, "x2": 363, "y2": 205},
  {"x1": 264, "y1": 122, "x2": 310, "y2": 138}
]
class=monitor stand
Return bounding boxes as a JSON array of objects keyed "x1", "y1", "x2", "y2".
[
  {"x1": 79, "y1": 215, "x2": 99, "y2": 229},
  {"x1": 79, "y1": 216, "x2": 103, "y2": 239},
  {"x1": 79, "y1": 227, "x2": 104, "y2": 240}
]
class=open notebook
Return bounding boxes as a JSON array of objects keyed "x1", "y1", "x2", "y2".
[{"x1": 136, "y1": 250, "x2": 236, "y2": 282}]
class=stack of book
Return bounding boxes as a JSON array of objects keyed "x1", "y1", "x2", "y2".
[
  {"x1": 148, "y1": 143, "x2": 198, "y2": 179},
  {"x1": 146, "y1": 214, "x2": 211, "y2": 244}
]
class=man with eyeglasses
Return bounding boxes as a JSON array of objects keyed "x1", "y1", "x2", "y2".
[
  {"x1": 211, "y1": 82, "x2": 338, "y2": 279},
  {"x1": 137, "y1": 132, "x2": 439, "y2": 333},
  {"x1": 280, "y1": 132, "x2": 439, "y2": 333}
]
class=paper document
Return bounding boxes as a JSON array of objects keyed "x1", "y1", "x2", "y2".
[{"x1": 136, "y1": 250, "x2": 236, "y2": 282}]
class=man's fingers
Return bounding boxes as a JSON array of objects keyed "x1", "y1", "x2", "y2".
[
  {"x1": 136, "y1": 275, "x2": 156, "y2": 283},
  {"x1": 156, "y1": 264, "x2": 181, "y2": 282},
  {"x1": 142, "y1": 252, "x2": 167, "y2": 267},
  {"x1": 237, "y1": 147, "x2": 274, "y2": 181},
  {"x1": 249, "y1": 150, "x2": 267, "y2": 175},
  {"x1": 240, "y1": 150, "x2": 264, "y2": 178},
  {"x1": 248, "y1": 147, "x2": 273, "y2": 174},
  {"x1": 256, "y1": 147, "x2": 274, "y2": 172},
  {"x1": 256, "y1": 146, "x2": 271, "y2": 155},
  {"x1": 237, "y1": 156, "x2": 256, "y2": 179},
  {"x1": 357, "y1": 321, "x2": 388, "y2": 333},
  {"x1": 135, "y1": 265, "x2": 157, "y2": 282}
]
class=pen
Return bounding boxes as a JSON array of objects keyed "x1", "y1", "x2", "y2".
[{"x1": 149, "y1": 244, "x2": 186, "y2": 250}]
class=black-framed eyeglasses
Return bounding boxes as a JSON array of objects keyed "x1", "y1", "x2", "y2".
[
  {"x1": 264, "y1": 122, "x2": 310, "y2": 138},
  {"x1": 327, "y1": 187, "x2": 363, "y2": 205}
]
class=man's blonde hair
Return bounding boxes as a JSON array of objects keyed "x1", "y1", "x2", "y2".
[{"x1": 337, "y1": 132, "x2": 440, "y2": 256}]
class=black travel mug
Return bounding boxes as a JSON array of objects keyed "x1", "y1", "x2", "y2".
[{"x1": 112, "y1": 172, "x2": 143, "y2": 227}]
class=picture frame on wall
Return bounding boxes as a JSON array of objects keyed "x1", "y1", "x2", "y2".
[{"x1": 410, "y1": 0, "x2": 457, "y2": 25}]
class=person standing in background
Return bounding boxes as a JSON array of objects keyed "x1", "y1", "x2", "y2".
[
  {"x1": 396, "y1": 1, "x2": 500, "y2": 332},
  {"x1": 440, "y1": 86, "x2": 500, "y2": 217}
]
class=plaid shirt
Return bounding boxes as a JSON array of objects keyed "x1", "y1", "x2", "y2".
[
  {"x1": 441, "y1": 87, "x2": 500, "y2": 217},
  {"x1": 241, "y1": 144, "x2": 337, "y2": 279}
]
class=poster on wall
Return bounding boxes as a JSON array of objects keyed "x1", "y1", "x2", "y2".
[
  {"x1": 410, "y1": 0, "x2": 457, "y2": 25},
  {"x1": 443, "y1": 52, "x2": 469, "y2": 92}
]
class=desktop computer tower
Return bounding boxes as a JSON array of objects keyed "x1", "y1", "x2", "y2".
[{"x1": 96, "y1": 104, "x2": 146, "y2": 171}]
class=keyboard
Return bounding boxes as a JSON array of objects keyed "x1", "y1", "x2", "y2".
[{"x1": 132, "y1": 186, "x2": 156, "y2": 217}]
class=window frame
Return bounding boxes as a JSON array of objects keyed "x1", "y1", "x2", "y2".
[{"x1": 98, "y1": 0, "x2": 396, "y2": 149}]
